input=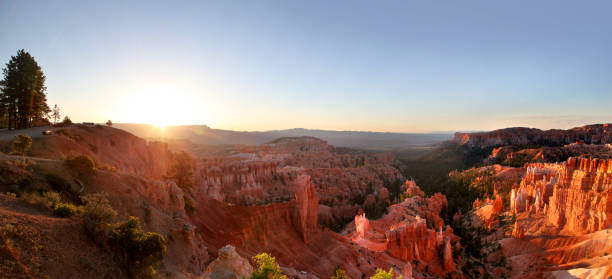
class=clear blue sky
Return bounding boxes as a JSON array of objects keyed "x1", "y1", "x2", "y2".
[{"x1": 1, "y1": 0, "x2": 611, "y2": 132}]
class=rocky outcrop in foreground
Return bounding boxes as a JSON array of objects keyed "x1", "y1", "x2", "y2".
[{"x1": 203, "y1": 245, "x2": 253, "y2": 279}]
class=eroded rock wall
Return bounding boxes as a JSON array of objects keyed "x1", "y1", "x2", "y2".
[{"x1": 512, "y1": 157, "x2": 612, "y2": 234}]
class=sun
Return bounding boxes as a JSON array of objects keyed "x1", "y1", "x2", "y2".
[{"x1": 114, "y1": 84, "x2": 208, "y2": 127}]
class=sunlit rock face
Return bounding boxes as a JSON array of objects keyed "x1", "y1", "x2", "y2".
[
  {"x1": 203, "y1": 245, "x2": 253, "y2": 279},
  {"x1": 292, "y1": 175, "x2": 319, "y2": 243},
  {"x1": 547, "y1": 157, "x2": 612, "y2": 234},
  {"x1": 512, "y1": 157, "x2": 612, "y2": 235},
  {"x1": 189, "y1": 136, "x2": 404, "y2": 228},
  {"x1": 452, "y1": 124, "x2": 612, "y2": 149},
  {"x1": 511, "y1": 221, "x2": 525, "y2": 238},
  {"x1": 350, "y1": 183, "x2": 459, "y2": 276}
]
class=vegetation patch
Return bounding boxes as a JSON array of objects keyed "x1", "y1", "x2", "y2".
[
  {"x1": 45, "y1": 173, "x2": 74, "y2": 194},
  {"x1": 249, "y1": 253, "x2": 287, "y2": 279},
  {"x1": 109, "y1": 216, "x2": 166, "y2": 278},
  {"x1": 66, "y1": 154, "x2": 97, "y2": 179},
  {"x1": 52, "y1": 202, "x2": 78, "y2": 217}
]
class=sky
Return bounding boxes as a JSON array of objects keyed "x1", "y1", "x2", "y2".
[{"x1": 1, "y1": 0, "x2": 611, "y2": 133}]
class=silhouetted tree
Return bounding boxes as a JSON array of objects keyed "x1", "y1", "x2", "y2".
[
  {"x1": 166, "y1": 151, "x2": 194, "y2": 191},
  {"x1": 50, "y1": 104, "x2": 60, "y2": 125},
  {"x1": 0, "y1": 50, "x2": 50, "y2": 129},
  {"x1": 106, "y1": 120, "x2": 112, "y2": 126},
  {"x1": 61, "y1": 116, "x2": 72, "y2": 125}
]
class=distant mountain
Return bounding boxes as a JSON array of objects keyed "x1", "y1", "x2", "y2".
[{"x1": 113, "y1": 124, "x2": 453, "y2": 149}]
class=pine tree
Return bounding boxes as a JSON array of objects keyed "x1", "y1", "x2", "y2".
[{"x1": 0, "y1": 49, "x2": 50, "y2": 129}]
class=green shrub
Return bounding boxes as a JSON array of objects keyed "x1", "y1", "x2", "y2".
[
  {"x1": 66, "y1": 154, "x2": 97, "y2": 178},
  {"x1": 370, "y1": 268, "x2": 401, "y2": 279},
  {"x1": 53, "y1": 203, "x2": 78, "y2": 217},
  {"x1": 249, "y1": 253, "x2": 287, "y2": 279},
  {"x1": 12, "y1": 134, "x2": 32, "y2": 156},
  {"x1": 81, "y1": 193, "x2": 117, "y2": 236},
  {"x1": 109, "y1": 216, "x2": 166, "y2": 278},
  {"x1": 331, "y1": 267, "x2": 348, "y2": 279},
  {"x1": 82, "y1": 193, "x2": 117, "y2": 224},
  {"x1": 45, "y1": 173, "x2": 73, "y2": 193}
]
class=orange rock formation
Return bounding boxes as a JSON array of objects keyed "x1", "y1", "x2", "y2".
[
  {"x1": 511, "y1": 157, "x2": 611, "y2": 235},
  {"x1": 350, "y1": 184, "x2": 459, "y2": 276}
]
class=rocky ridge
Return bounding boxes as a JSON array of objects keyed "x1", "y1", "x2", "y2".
[{"x1": 453, "y1": 124, "x2": 612, "y2": 149}]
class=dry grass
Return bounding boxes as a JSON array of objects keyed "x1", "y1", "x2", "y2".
[{"x1": 22, "y1": 191, "x2": 61, "y2": 210}]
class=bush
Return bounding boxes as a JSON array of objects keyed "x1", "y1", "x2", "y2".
[
  {"x1": 370, "y1": 268, "x2": 401, "y2": 279},
  {"x1": 45, "y1": 173, "x2": 73, "y2": 193},
  {"x1": 81, "y1": 193, "x2": 117, "y2": 243},
  {"x1": 249, "y1": 253, "x2": 287, "y2": 279},
  {"x1": 53, "y1": 203, "x2": 78, "y2": 217},
  {"x1": 331, "y1": 267, "x2": 348, "y2": 279},
  {"x1": 23, "y1": 191, "x2": 61, "y2": 210},
  {"x1": 109, "y1": 216, "x2": 166, "y2": 277},
  {"x1": 12, "y1": 134, "x2": 32, "y2": 156},
  {"x1": 66, "y1": 154, "x2": 97, "y2": 178},
  {"x1": 82, "y1": 193, "x2": 116, "y2": 223}
]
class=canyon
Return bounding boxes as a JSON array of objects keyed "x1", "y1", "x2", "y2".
[
  {"x1": 2, "y1": 123, "x2": 611, "y2": 278},
  {"x1": 454, "y1": 125, "x2": 612, "y2": 278},
  {"x1": 0, "y1": 125, "x2": 456, "y2": 279}
]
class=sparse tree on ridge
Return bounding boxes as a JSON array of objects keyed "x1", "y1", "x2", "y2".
[
  {"x1": 0, "y1": 49, "x2": 50, "y2": 129},
  {"x1": 166, "y1": 151, "x2": 194, "y2": 191},
  {"x1": 62, "y1": 116, "x2": 72, "y2": 125},
  {"x1": 51, "y1": 104, "x2": 61, "y2": 125}
]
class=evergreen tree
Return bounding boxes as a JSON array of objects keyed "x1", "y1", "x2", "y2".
[
  {"x1": 0, "y1": 49, "x2": 50, "y2": 129},
  {"x1": 166, "y1": 151, "x2": 194, "y2": 191}
]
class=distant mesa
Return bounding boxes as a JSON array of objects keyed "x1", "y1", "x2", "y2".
[{"x1": 452, "y1": 123, "x2": 612, "y2": 149}]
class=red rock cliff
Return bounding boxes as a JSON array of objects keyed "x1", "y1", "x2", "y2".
[
  {"x1": 292, "y1": 175, "x2": 319, "y2": 243},
  {"x1": 453, "y1": 124, "x2": 612, "y2": 148},
  {"x1": 513, "y1": 157, "x2": 612, "y2": 235}
]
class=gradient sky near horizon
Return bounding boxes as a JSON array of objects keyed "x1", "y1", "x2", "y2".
[{"x1": 1, "y1": 1, "x2": 611, "y2": 132}]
